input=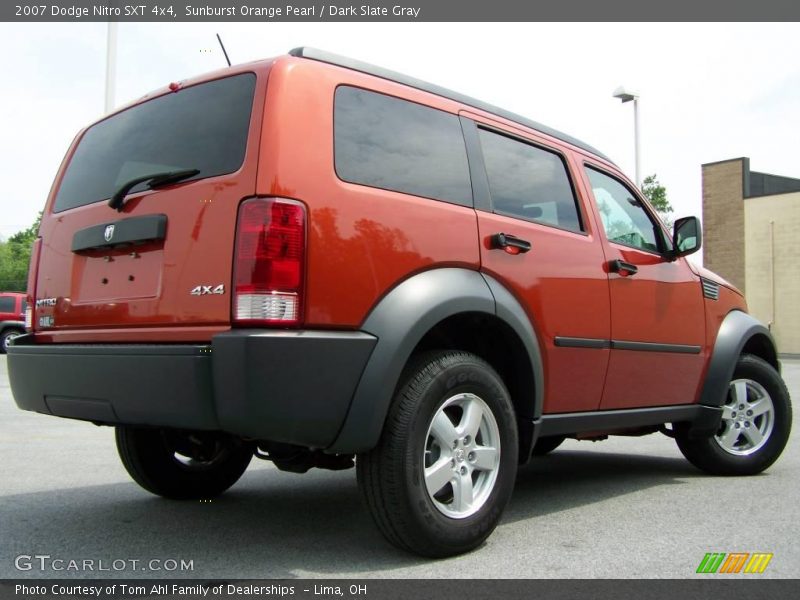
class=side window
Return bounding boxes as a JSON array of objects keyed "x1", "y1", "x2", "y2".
[
  {"x1": 585, "y1": 167, "x2": 661, "y2": 253},
  {"x1": 334, "y1": 86, "x2": 472, "y2": 207},
  {"x1": 0, "y1": 297, "x2": 14, "y2": 313},
  {"x1": 478, "y1": 128, "x2": 582, "y2": 232}
]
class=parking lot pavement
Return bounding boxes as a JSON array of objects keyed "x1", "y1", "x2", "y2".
[{"x1": 1, "y1": 355, "x2": 798, "y2": 579}]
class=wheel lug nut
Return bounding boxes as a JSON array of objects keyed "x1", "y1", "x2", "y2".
[
  {"x1": 747, "y1": 410, "x2": 753, "y2": 416},
  {"x1": 735, "y1": 423, "x2": 741, "y2": 429},
  {"x1": 460, "y1": 466, "x2": 467, "y2": 475},
  {"x1": 468, "y1": 452, "x2": 475, "y2": 462},
  {"x1": 453, "y1": 440, "x2": 458, "y2": 449},
  {"x1": 463, "y1": 435, "x2": 471, "y2": 445},
  {"x1": 739, "y1": 404, "x2": 745, "y2": 410},
  {"x1": 451, "y1": 459, "x2": 456, "y2": 467},
  {"x1": 745, "y1": 422, "x2": 750, "y2": 427},
  {"x1": 732, "y1": 412, "x2": 737, "y2": 418}
]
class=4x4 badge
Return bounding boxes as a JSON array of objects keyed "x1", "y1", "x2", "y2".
[
  {"x1": 104, "y1": 224, "x2": 115, "y2": 242},
  {"x1": 190, "y1": 284, "x2": 225, "y2": 296}
]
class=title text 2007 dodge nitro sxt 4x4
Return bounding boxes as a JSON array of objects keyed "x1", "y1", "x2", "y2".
[{"x1": 8, "y1": 48, "x2": 791, "y2": 557}]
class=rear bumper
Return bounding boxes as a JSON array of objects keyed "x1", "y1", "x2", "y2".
[{"x1": 6, "y1": 330, "x2": 376, "y2": 449}]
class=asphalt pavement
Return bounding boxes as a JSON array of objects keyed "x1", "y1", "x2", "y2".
[{"x1": 1, "y1": 355, "x2": 798, "y2": 579}]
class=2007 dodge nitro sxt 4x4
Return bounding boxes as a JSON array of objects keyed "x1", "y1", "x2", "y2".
[{"x1": 8, "y1": 48, "x2": 791, "y2": 557}]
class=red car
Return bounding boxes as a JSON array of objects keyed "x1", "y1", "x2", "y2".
[
  {"x1": 7, "y1": 48, "x2": 792, "y2": 557},
  {"x1": 0, "y1": 291, "x2": 26, "y2": 353}
]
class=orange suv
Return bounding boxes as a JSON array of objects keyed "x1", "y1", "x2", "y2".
[{"x1": 7, "y1": 48, "x2": 792, "y2": 557}]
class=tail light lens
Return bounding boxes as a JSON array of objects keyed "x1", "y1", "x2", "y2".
[{"x1": 233, "y1": 198, "x2": 306, "y2": 326}]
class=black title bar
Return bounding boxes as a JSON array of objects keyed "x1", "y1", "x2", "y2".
[{"x1": 3, "y1": 0, "x2": 800, "y2": 22}]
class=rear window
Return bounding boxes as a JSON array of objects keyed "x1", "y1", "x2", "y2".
[
  {"x1": 0, "y1": 297, "x2": 14, "y2": 313},
  {"x1": 334, "y1": 86, "x2": 472, "y2": 207},
  {"x1": 54, "y1": 73, "x2": 256, "y2": 212}
]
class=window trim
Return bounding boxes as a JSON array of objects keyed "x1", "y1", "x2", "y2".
[
  {"x1": 332, "y1": 84, "x2": 474, "y2": 209},
  {"x1": 475, "y1": 123, "x2": 587, "y2": 235},
  {"x1": 583, "y1": 162, "x2": 672, "y2": 256}
]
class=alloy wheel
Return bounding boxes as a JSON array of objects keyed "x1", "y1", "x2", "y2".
[
  {"x1": 423, "y1": 393, "x2": 501, "y2": 519},
  {"x1": 715, "y1": 378, "x2": 775, "y2": 456}
]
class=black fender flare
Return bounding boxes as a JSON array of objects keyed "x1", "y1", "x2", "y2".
[
  {"x1": 327, "y1": 268, "x2": 543, "y2": 454},
  {"x1": 699, "y1": 310, "x2": 778, "y2": 407},
  {"x1": 1, "y1": 321, "x2": 25, "y2": 335}
]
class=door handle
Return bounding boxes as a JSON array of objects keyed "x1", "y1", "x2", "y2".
[
  {"x1": 610, "y1": 259, "x2": 638, "y2": 276},
  {"x1": 490, "y1": 233, "x2": 531, "y2": 255}
]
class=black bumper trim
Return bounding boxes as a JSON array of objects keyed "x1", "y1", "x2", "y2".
[{"x1": 7, "y1": 330, "x2": 377, "y2": 449}]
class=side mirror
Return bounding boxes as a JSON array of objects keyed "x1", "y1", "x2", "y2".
[{"x1": 671, "y1": 216, "x2": 702, "y2": 258}]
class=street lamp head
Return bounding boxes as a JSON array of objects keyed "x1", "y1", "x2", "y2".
[{"x1": 613, "y1": 86, "x2": 639, "y2": 103}]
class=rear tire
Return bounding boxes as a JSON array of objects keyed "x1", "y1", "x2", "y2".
[
  {"x1": 116, "y1": 427, "x2": 253, "y2": 499},
  {"x1": 676, "y1": 354, "x2": 791, "y2": 475},
  {"x1": 357, "y1": 350, "x2": 518, "y2": 557},
  {"x1": 531, "y1": 435, "x2": 566, "y2": 456}
]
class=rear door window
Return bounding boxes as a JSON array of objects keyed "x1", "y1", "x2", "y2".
[
  {"x1": 0, "y1": 297, "x2": 15, "y2": 313},
  {"x1": 478, "y1": 128, "x2": 583, "y2": 232},
  {"x1": 334, "y1": 86, "x2": 473, "y2": 207},
  {"x1": 54, "y1": 73, "x2": 256, "y2": 212}
]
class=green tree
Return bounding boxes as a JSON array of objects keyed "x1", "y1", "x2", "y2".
[
  {"x1": 0, "y1": 212, "x2": 41, "y2": 292},
  {"x1": 641, "y1": 174, "x2": 674, "y2": 227}
]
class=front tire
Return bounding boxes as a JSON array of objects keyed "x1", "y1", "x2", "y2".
[
  {"x1": 116, "y1": 427, "x2": 253, "y2": 499},
  {"x1": 676, "y1": 354, "x2": 791, "y2": 475},
  {"x1": 357, "y1": 351, "x2": 518, "y2": 557}
]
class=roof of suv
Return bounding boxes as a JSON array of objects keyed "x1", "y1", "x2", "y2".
[{"x1": 289, "y1": 47, "x2": 613, "y2": 163}]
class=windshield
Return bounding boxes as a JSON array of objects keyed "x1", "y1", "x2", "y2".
[{"x1": 54, "y1": 72, "x2": 256, "y2": 212}]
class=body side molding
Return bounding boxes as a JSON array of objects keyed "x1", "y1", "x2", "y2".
[
  {"x1": 699, "y1": 310, "x2": 778, "y2": 407},
  {"x1": 553, "y1": 336, "x2": 701, "y2": 354}
]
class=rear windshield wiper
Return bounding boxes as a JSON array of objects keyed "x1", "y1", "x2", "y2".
[{"x1": 108, "y1": 169, "x2": 200, "y2": 212}]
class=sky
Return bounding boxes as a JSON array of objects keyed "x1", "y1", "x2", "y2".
[{"x1": 1, "y1": 22, "x2": 799, "y2": 253}]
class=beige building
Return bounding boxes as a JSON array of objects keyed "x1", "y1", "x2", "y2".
[{"x1": 702, "y1": 157, "x2": 800, "y2": 355}]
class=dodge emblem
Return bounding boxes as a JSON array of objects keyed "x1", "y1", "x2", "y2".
[{"x1": 104, "y1": 224, "x2": 115, "y2": 242}]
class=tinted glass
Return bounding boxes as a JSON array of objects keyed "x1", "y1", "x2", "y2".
[
  {"x1": 334, "y1": 86, "x2": 472, "y2": 207},
  {"x1": 478, "y1": 128, "x2": 582, "y2": 232},
  {"x1": 54, "y1": 73, "x2": 256, "y2": 212},
  {"x1": 0, "y1": 297, "x2": 14, "y2": 313},
  {"x1": 585, "y1": 167, "x2": 660, "y2": 253}
]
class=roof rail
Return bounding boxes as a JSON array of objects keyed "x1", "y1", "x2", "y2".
[{"x1": 289, "y1": 46, "x2": 612, "y2": 163}]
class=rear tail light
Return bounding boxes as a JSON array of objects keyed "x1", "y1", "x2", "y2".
[{"x1": 233, "y1": 198, "x2": 306, "y2": 326}]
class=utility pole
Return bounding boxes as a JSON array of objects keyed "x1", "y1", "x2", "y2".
[{"x1": 105, "y1": 22, "x2": 118, "y2": 113}]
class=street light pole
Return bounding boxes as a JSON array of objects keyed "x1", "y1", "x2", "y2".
[
  {"x1": 612, "y1": 86, "x2": 641, "y2": 187},
  {"x1": 105, "y1": 22, "x2": 118, "y2": 114},
  {"x1": 632, "y1": 96, "x2": 640, "y2": 188}
]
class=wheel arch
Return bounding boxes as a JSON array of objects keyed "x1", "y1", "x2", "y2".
[
  {"x1": 327, "y1": 268, "x2": 543, "y2": 454},
  {"x1": 699, "y1": 310, "x2": 779, "y2": 408}
]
